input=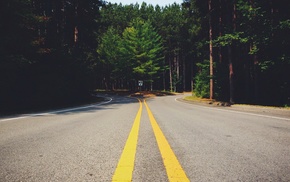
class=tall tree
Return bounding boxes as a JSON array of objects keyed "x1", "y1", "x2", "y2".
[
  {"x1": 120, "y1": 19, "x2": 164, "y2": 90},
  {"x1": 97, "y1": 27, "x2": 122, "y2": 90}
]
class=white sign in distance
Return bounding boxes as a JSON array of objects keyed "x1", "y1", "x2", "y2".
[{"x1": 138, "y1": 80, "x2": 143, "y2": 86}]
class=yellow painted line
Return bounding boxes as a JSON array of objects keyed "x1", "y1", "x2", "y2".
[
  {"x1": 144, "y1": 100, "x2": 190, "y2": 182},
  {"x1": 112, "y1": 99, "x2": 142, "y2": 182}
]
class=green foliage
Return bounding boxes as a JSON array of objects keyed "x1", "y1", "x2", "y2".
[
  {"x1": 213, "y1": 32, "x2": 248, "y2": 47},
  {"x1": 0, "y1": 0, "x2": 105, "y2": 112},
  {"x1": 2, "y1": 0, "x2": 290, "y2": 111},
  {"x1": 124, "y1": 19, "x2": 164, "y2": 82},
  {"x1": 172, "y1": 72, "x2": 182, "y2": 92},
  {"x1": 97, "y1": 27, "x2": 123, "y2": 79},
  {"x1": 279, "y1": 20, "x2": 290, "y2": 29},
  {"x1": 98, "y1": 18, "x2": 164, "y2": 89},
  {"x1": 194, "y1": 61, "x2": 210, "y2": 98}
]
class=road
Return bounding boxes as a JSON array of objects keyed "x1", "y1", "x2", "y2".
[{"x1": 0, "y1": 94, "x2": 290, "y2": 181}]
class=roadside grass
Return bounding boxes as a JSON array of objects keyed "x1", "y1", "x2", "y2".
[
  {"x1": 184, "y1": 94, "x2": 214, "y2": 103},
  {"x1": 183, "y1": 93, "x2": 232, "y2": 106},
  {"x1": 184, "y1": 93, "x2": 290, "y2": 109},
  {"x1": 184, "y1": 96, "x2": 212, "y2": 102}
]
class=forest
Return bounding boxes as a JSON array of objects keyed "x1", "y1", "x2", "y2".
[{"x1": 1, "y1": 0, "x2": 289, "y2": 112}]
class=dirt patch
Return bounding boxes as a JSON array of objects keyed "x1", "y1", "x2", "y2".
[
  {"x1": 130, "y1": 91, "x2": 176, "y2": 98},
  {"x1": 183, "y1": 96, "x2": 232, "y2": 107}
]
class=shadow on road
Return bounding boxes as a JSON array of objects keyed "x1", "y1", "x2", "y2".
[{"x1": 0, "y1": 91, "x2": 178, "y2": 120}]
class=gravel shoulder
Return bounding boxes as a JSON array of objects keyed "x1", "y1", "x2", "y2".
[{"x1": 179, "y1": 97, "x2": 290, "y2": 120}]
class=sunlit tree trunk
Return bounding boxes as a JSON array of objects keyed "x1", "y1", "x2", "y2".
[{"x1": 74, "y1": 26, "x2": 78, "y2": 43}]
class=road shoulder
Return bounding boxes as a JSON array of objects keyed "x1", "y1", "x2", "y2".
[{"x1": 177, "y1": 97, "x2": 290, "y2": 120}]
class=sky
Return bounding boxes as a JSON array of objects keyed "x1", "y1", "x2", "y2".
[{"x1": 107, "y1": 0, "x2": 183, "y2": 7}]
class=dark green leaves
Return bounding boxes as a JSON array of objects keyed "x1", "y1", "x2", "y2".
[{"x1": 98, "y1": 18, "x2": 164, "y2": 87}]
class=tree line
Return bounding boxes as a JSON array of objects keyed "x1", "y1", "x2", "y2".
[{"x1": 1, "y1": 0, "x2": 289, "y2": 112}]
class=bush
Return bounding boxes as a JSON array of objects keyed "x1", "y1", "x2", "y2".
[{"x1": 194, "y1": 60, "x2": 210, "y2": 98}]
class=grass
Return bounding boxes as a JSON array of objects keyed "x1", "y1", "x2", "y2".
[
  {"x1": 183, "y1": 94, "x2": 233, "y2": 106},
  {"x1": 184, "y1": 94, "x2": 213, "y2": 102}
]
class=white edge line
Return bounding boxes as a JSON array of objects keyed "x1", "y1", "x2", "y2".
[
  {"x1": 175, "y1": 97, "x2": 290, "y2": 121},
  {"x1": 0, "y1": 97, "x2": 113, "y2": 122}
]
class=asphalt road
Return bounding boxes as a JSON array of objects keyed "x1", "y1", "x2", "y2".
[{"x1": 0, "y1": 94, "x2": 290, "y2": 181}]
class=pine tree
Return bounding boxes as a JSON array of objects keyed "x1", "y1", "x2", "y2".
[
  {"x1": 97, "y1": 27, "x2": 122, "y2": 89},
  {"x1": 120, "y1": 19, "x2": 164, "y2": 90}
]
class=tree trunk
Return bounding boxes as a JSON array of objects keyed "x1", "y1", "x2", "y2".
[
  {"x1": 253, "y1": 48, "x2": 259, "y2": 102},
  {"x1": 173, "y1": 55, "x2": 177, "y2": 92},
  {"x1": 250, "y1": 0, "x2": 259, "y2": 103},
  {"x1": 74, "y1": 2, "x2": 79, "y2": 45},
  {"x1": 245, "y1": 53, "x2": 250, "y2": 102},
  {"x1": 191, "y1": 59, "x2": 193, "y2": 92},
  {"x1": 254, "y1": 58, "x2": 259, "y2": 102},
  {"x1": 163, "y1": 66, "x2": 166, "y2": 91},
  {"x1": 176, "y1": 53, "x2": 180, "y2": 81},
  {"x1": 208, "y1": 0, "x2": 214, "y2": 99},
  {"x1": 219, "y1": 0, "x2": 223, "y2": 63},
  {"x1": 183, "y1": 53, "x2": 186, "y2": 91},
  {"x1": 228, "y1": 46, "x2": 234, "y2": 104},
  {"x1": 169, "y1": 56, "x2": 173, "y2": 92},
  {"x1": 176, "y1": 52, "x2": 180, "y2": 92},
  {"x1": 228, "y1": 0, "x2": 236, "y2": 104},
  {"x1": 74, "y1": 26, "x2": 78, "y2": 43}
]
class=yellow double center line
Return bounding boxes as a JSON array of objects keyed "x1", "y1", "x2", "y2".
[
  {"x1": 112, "y1": 99, "x2": 142, "y2": 181},
  {"x1": 112, "y1": 99, "x2": 189, "y2": 182}
]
